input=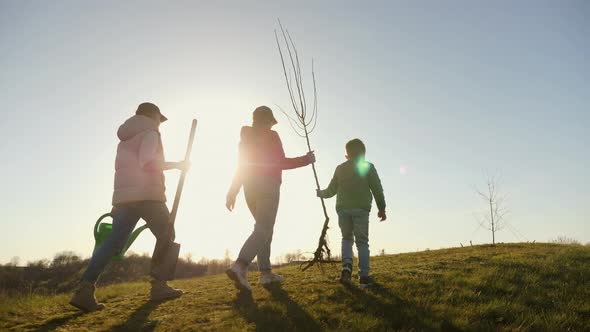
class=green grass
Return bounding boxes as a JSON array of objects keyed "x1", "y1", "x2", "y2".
[{"x1": 1, "y1": 243, "x2": 589, "y2": 331}]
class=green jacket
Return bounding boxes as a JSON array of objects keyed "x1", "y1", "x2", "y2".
[{"x1": 318, "y1": 158, "x2": 386, "y2": 212}]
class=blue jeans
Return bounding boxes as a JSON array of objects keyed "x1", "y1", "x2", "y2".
[
  {"x1": 81, "y1": 201, "x2": 173, "y2": 282},
  {"x1": 338, "y1": 209, "x2": 370, "y2": 277},
  {"x1": 237, "y1": 177, "x2": 281, "y2": 272}
]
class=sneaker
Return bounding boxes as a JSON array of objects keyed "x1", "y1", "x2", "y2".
[
  {"x1": 226, "y1": 263, "x2": 252, "y2": 292},
  {"x1": 150, "y1": 280, "x2": 184, "y2": 302},
  {"x1": 340, "y1": 264, "x2": 352, "y2": 283},
  {"x1": 259, "y1": 272, "x2": 284, "y2": 286},
  {"x1": 69, "y1": 281, "x2": 106, "y2": 312},
  {"x1": 359, "y1": 275, "x2": 375, "y2": 289}
]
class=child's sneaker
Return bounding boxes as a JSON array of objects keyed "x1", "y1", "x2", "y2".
[
  {"x1": 226, "y1": 263, "x2": 251, "y2": 292},
  {"x1": 259, "y1": 272, "x2": 284, "y2": 285},
  {"x1": 359, "y1": 275, "x2": 375, "y2": 289},
  {"x1": 340, "y1": 264, "x2": 352, "y2": 283}
]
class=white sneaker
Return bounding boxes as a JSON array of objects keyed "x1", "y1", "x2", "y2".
[
  {"x1": 226, "y1": 263, "x2": 251, "y2": 292},
  {"x1": 259, "y1": 272, "x2": 284, "y2": 286}
]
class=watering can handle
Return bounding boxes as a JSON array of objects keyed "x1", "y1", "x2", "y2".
[
  {"x1": 168, "y1": 119, "x2": 198, "y2": 235},
  {"x1": 94, "y1": 213, "x2": 113, "y2": 240}
]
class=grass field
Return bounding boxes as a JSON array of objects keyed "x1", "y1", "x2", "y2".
[{"x1": 1, "y1": 243, "x2": 588, "y2": 331}]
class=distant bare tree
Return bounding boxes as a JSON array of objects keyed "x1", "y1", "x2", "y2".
[
  {"x1": 552, "y1": 236, "x2": 581, "y2": 246},
  {"x1": 223, "y1": 249, "x2": 232, "y2": 267},
  {"x1": 184, "y1": 252, "x2": 193, "y2": 264},
  {"x1": 475, "y1": 174, "x2": 509, "y2": 245},
  {"x1": 51, "y1": 251, "x2": 81, "y2": 268},
  {"x1": 27, "y1": 259, "x2": 50, "y2": 269},
  {"x1": 284, "y1": 250, "x2": 304, "y2": 263},
  {"x1": 8, "y1": 256, "x2": 20, "y2": 267}
]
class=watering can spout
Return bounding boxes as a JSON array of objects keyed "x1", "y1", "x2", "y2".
[{"x1": 120, "y1": 225, "x2": 149, "y2": 256}]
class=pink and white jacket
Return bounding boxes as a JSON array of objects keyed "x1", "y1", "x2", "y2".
[{"x1": 112, "y1": 115, "x2": 166, "y2": 205}]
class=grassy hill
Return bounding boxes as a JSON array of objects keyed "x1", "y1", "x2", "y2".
[{"x1": 1, "y1": 243, "x2": 588, "y2": 331}]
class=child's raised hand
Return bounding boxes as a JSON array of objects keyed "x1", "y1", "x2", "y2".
[{"x1": 378, "y1": 210, "x2": 387, "y2": 222}]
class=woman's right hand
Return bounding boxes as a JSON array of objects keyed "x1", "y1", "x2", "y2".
[
  {"x1": 226, "y1": 193, "x2": 236, "y2": 212},
  {"x1": 177, "y1": 160, "x2": 192, "y2": 172},
  {"x1": 306, "y1": 151, "x2": 316, "y2": 165}
]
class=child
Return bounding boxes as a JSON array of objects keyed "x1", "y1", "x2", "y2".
[
  {"x1": 70, "y1": 103, "x2": 189, "y2": 312},
  {"x1": 317, "y1": 138, "x2": 386, "y2": 288}
]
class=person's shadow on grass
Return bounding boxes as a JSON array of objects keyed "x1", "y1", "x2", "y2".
[
  {"x1": 232, "y1": 284, "x2": 322, "y2": 332},
  {"x1": 31, "y1": 311, "x2": 85, "y2": 332},
  {"x1": 110, "y1": 295, "x2": 182, "y2": 332},
  {"x1": 264, "y1": 283, "x2": 322, "y2": 332},
  {"x1": 342, "y1": 281, "x2": 462, "y2": 332}
]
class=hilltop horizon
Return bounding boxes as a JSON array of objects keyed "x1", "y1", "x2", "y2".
[{"x1": 1, "y1": 1, "x2": 588, "y2": 266}]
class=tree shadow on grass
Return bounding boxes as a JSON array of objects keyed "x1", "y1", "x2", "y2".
[
  {"x1": 232, "y1": 285, "x2": 322, "y2": 332},
  {"x1": 31, "y1": 311, "x2": 85, "y2": 332},
  {"x1": 342, "y1": 281, "x2": 462, "y2": 332}
]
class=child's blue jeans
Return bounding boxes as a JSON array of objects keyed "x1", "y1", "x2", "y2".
[
  {"x1": 337, "y1": 208, "x2": 370, "y2": 277},
  {"x1": 81, "y1": 201, "x2": 173, "y2": 282}
]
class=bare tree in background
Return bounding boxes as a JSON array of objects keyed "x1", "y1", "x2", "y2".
[
  {"x1": 475, "y1": 174, "x2": 509, "y2": 245},
  {"x1": 284, "y1": 250, "x2": 304, "y2": 263}
]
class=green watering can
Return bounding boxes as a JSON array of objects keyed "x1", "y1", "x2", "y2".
[{"x1": 93, "y1": 213, "x2": 149, "y2": 260}]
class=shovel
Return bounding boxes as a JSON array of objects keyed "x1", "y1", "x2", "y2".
[{"x1": 151, "y1": 119, "x2": 198, "y2": 281}]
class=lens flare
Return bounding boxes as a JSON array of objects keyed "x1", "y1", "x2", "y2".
[
  {"x1": 356, "y1": 159, "x2": 371, "y2": 177},
  {"x1": 400, "y1": 166, "x2": 409, "y2": 175}
]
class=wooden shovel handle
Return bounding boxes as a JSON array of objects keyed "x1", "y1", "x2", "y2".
[{"x1": 168, "y1": 119, "x2": 198, "y2": 235}]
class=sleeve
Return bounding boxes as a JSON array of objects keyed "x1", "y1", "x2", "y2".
[
  {"x1": 318, "y1": 167, "x2": 339, "y2": 199},
  {"x1": 139, "y1": 131, "x2": 161, "y2": 170},
  {"x1": 368, "y1": 164, "x2": 386, "y2": 211},
  {"x1": 276, "y1": 134, "x2": 310, "y2": 170},
  {"x1": 227, "y1": 141, "x2": 246, "y2": 197}
]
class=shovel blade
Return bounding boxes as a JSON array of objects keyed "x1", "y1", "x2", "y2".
[{"x1": 151, "y1": 242, "x2": 180, "y2": 281}]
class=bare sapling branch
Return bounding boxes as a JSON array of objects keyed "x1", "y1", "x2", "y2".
[{"x1": 274, "y1": 19, "x2": 339, "y2": 270}]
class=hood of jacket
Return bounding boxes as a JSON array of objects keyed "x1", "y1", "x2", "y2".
[{"x1": 117, "y1": 115, "x2": 159, "y2": 141}]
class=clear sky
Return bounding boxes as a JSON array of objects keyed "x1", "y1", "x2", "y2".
[{"x1": 1, "y1": 1, "x2": 588, "y2": 264}]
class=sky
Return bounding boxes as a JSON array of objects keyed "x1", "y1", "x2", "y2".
[{"x1": 1, "y1": 1, "x2": 588, "y2": 265}]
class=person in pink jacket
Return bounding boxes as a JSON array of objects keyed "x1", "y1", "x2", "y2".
[
  {"x1": 225, "y1": 106, "x2": 315, "y2": 292},
  {"x1": 70, "y1": 102, "x2": 190, "y2": 312}
]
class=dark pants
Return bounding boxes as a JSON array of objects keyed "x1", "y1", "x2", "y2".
[
  {"x1": 237, "y1": 177, "x2": 281, "y2": 272},
  {"x1": 81, "y1": 201, "x2": 173, "y2": 282}
]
